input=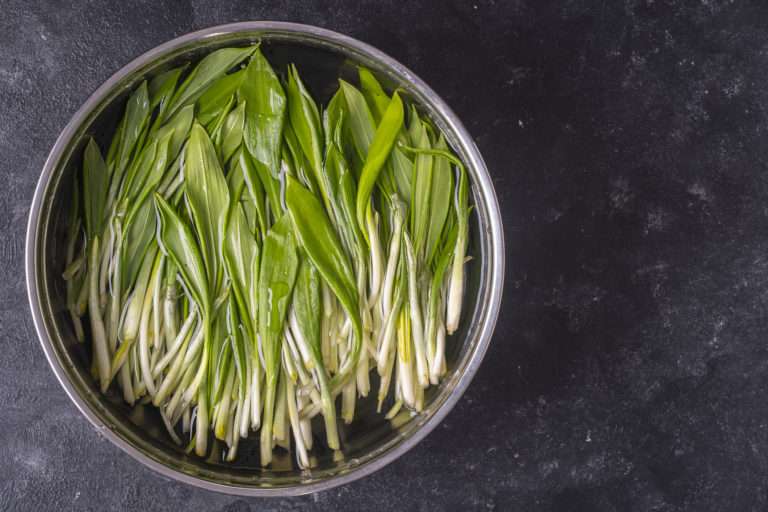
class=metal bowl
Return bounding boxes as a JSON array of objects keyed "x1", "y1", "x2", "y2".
[{"x1": 25, "y1": 21, "x2": 504, "y2": 496}]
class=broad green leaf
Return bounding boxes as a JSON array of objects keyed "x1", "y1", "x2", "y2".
[
  {"x1": 409, "y1": 113, "x2": 433, "y2": 259},
  {"x1": 285, "y1": 64, "x2": 324, "y2": 196},
  {"x1": 283, "y1": 123, "x2": 316, "y2": 194},
  {"x1": 326, "y1": 144, "x2": 364, "y2": 260},
  {"x1": 149, "y1": 65, "x2": 187, "y2": 111},
  {"x1": 154, "y1": 194, "x2": 210, "y2": 316},
  {"x1": 154, "y1": 103, "x2": 194, "y2": 159},
  {"x1": 106, "y1": 116, "x2": 124, "y2": 170},
  {"x1": 292, "y1": 256, "x2": 338, "y2": 449},
  {"x1": 121, "y1": 198, "x2": 155, "y2": 289},
  {"x1": 424, "y1": 135, "x2": 453, "y2": 265},
  {"x1": 227, "y1": 293, "x2": 248, "y2": 395},
  {"x1": 197, "y1": 68, "x2": 245, "y2": 128},
  {"x1": 115, "y1": 82, "x2": 150, "y2": 179},
  {"x1": 358, "y1": 67, "x2": 389, "y2": 122},
  {"x1": 82, "y1": 138, "x2": 109, "y2": 239},
  {"x1": 236, "y1": 149, "x2": 271, "y2": 232},
  {"x1": 257, "y1": 213, "x2": 298, "y2": 465},
  {"x1": 123, "y1": 133, "x2": 171, "y2": 208},
  {"x1": 184, "y1": 123, "x2": 230, "y2": 292},
  {"x1": 240, "y1": 48, "x2": 286, "y2": 194},
  {"x1": 224, "y1": 188, "x2": 260, "y2": 342},
  {"x1": 323, "y1": 89, "x2": 345, "y2": 151},
  {"x1": 355, "y1": 92, "x2": 403, "y2": 237},
  {"x1": 217, "y1": 100, "x2": 245, "y2": 165},
  {"x1": 165, "y1": 45, "x2": 256, "y2": 121},
  {"x1": 339, "y1": 80, "x2": 375, "y2": 164},
  {"x1": 293, "y1": 258, "x2": 321, "y2": 355},
  {"x1": 258, "y1": 214, "x2": 298, "y2": 349},
  {"x1": 284, "y1": 176, "x2": 361, "y2": 375}
]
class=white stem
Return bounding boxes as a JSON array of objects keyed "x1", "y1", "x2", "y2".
[
  {"x1": 430, "y1": 319, "x2": 446, "y2": 383},
  {"x1": 446, "y1": 233, "x2": 467, "y2": 334},
  {"x1": 376, "y1": 296, "x2": 402, "y2": 374},
  {"x1": 288, "y1": 308, "x2": 314, "y2": 368},
  {"x1": 341, "y1": 378, "x2": 356, "y2": 424},
  {"x1": 367, "y1": 210, "x2": 384, "y2": 306},
  {"x1": 138, "y1": 275, "x2": 157, "y2": 396},
  {"x1": 404, "y1": 234, "x2": 429, "y2": 387},
  {"x1": 152, "y1": 256, "x2": 165, "y2": 349},
  {"x1": 381, "y1": 205, "x2": 404, "y2": 316},
  {"x1": 153, "y1": 312, "x2": 197, "y2": 379},
  {"x1": 88, "y1": 239, "x2": 111, "y2": 392},
  {"x1": 397, "y1": 354, "x2": 415, "y2": 408},
  {"x1": 195, "y1": 393, "x2": 208, "y2": 457},
  {"x1": 286, "y1": 377, "x2": 310, "y2": 469}
]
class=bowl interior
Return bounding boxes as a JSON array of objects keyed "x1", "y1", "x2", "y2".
[{"x1": 31, "y1": 26, "x2": 496, "y2": 492}]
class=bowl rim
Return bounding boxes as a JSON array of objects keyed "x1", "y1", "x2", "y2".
[{"x1": 25, "y1": 21, "x2": 504, "y2": 496}]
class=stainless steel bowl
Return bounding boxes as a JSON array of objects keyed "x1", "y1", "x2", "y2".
[{"x1": 25, "y1": 21, "x2": 504, "y2": 496}]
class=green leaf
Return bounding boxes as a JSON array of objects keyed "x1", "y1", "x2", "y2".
[
  {"x1": 355, "y1": 92, "x2": 403, "y2": 238},
  {"x1": 216, "y1": 101, "x2": 245, "y2": 165},
  {"x1": 236, "y1": 149, "x2": 272, "y2": 232},
  {"x1": 284, "y1": 176, "x2": 361, "y2": 381},
  {"x1": 258, "y1": 214, "x2": 298, "y2": 357},
  {"x1": 197, "y1": 68, "x2": 245, "y2": 128},
  {"x1": 154, "y1": 194, "x2": 210, "y2": 316},
  {"x1": 166, "y1": 45, "x2": 256, "y2": 121},
  {"x1": 339, "y1": 80, "x2": 375, "y2": 164},
  {"x1": 184, "y1": 123, "x2": 231, "y2": 292},
  {"x1": 227, "y1": 293, "x2": 248, "y2": 396},
  {"x1": 285, "y1": 64, "x2": 324, "y2": 196},
  {"x1": 257, "y1": 212, "x2": 298, "y2": 465},
  {"x1": 408, "y1": 113, "x2": 434, "y2": 259},
  {"x1": 240, "y1": 48, "x2": 286, "y2": 206},
  {"x1": 293, "y1": 258, "x2": 321, "y2": 355},
  {"x1": 82, "y1": 138, "x2": 109, "y2": 239},
  {"x1": 358, "y1": 67, "x2": 389, "y2": 122},
  {"x1": 121, "y1": 198, "x2": 155, "y2": 289},
  {"x1": 115, "y1": 81, "x2": 150, "y2": 179},
  {"x1": 224, "y1": 188, "x2": 260, "y2": 342},
  {"x1": 149, "y1": 65, "x2": 188, "y2": 115},
  {"x1": 323, "y1": 89, "x2": 345, "y2": 151},
  {"x1": 424, "y1": 135, "x2": 453, "y2": 265},
  {"x1": 154, "y1": 103, "x2": 194, "y2": 160}
]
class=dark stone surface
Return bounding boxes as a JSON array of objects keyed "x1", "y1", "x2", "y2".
[{"x1": 3, "y1": 0, "x2": 768, "y2": 510}]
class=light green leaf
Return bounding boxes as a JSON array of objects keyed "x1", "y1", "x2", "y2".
[
  {"x1": 355, "y1": 92, "x2": 403, "y2": 238},
  {"x1": 197, "y1": 68, "x2": 245, "y2": 128},
  {"x1": 154, "y1": 194, "x2": 210, "y2": 316},
  {"x1": 166, "y1": 45, "x2": 256, "y2": 120},
  {"x1": 240, "y1": 48, "x2": 286, "y2": 196},
  {"x1": 184, "y1": 123, "x2": 230, "y2": 291}
]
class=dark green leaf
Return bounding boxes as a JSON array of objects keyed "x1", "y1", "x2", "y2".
[{"x1": 82, "y1": 138, "x2": 109, "y2": 239}]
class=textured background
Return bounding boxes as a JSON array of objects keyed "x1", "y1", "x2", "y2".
[{"x1": 4, "y1": 1, "x2": 768, "y2": 510}]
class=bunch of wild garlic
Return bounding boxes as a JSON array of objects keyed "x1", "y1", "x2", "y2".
[{"x1": 63, "y1": 44, "x2": 470, "y2": 467}]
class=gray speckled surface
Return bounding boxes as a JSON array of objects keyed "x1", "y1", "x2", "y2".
[{"x1": 4, "y1": 1, "x2": 768, "y2": 510}]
